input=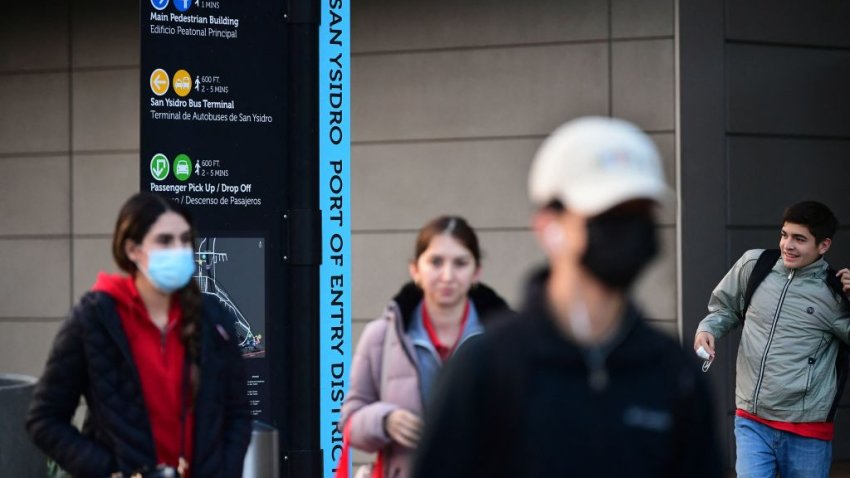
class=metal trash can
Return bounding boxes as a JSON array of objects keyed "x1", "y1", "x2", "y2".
[
  {"x1": 0, "y1": 373, "x2": 45, "y2": 477},
  {"x1": 242, "y1": 420, "x2": 279, "y2": 478}
]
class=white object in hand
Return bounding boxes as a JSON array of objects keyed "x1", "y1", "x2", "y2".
[{"x1": 696, "y1": 346, "x2": 711, "y2": 360}]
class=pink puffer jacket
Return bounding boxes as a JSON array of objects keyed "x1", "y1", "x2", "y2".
[{"x1": 340, "y1": 282, "x2": 508, "y2": 478}]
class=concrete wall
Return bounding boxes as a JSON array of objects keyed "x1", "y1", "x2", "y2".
[
  {"x1": 348, "y1": 0, "x2": 676, "y2": 467},
  {"x1": 350, "y1": 0, "x2": 678, "y2": 341},
  {"x1": 0, "y1": 0, "x2": 139, "y2": 378}
]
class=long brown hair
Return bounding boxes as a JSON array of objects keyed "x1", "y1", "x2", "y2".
[{"x1": 112, "y1": 192, "x2": 202, "y2": 404}]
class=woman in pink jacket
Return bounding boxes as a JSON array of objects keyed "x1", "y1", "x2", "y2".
[{"x1": 340, "y1": 216, "x2": 510, "y2": 478}]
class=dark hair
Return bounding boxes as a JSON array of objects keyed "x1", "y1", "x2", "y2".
[
  {"x1": 112, "y1": 193, "x2": 194, "y2": 273},
  {"x1": 782, "y1": 201, "x2": 838, "y2": 244},
  {"x1": 112, "y1": 192, "x2": 202, "y2": 403},
  {"x1": 543, "y1": 199, "x2": 655, "y2": 217},
  {"x1": 414, "y1": 215, "x2": 481, "y2": 266}
]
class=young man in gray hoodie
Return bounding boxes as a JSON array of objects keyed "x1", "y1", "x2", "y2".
[{"x1": 695, "y1": 201, "x2": 850, "y2": 478}]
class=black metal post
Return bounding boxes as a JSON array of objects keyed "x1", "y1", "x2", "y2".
[{"x1": 281, "y1": 0, "x2": 322, "y2": 476}]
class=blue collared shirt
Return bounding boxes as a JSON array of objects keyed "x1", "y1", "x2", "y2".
[{"x1": 408, "y1": 299, "x2": 484, "y2": 408}]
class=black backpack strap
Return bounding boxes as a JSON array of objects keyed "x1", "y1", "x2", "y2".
[
  {"x1": 826, "y1": 267, "x2": 850, "y2": 421},
  {"x1": 742, "y1": 249, "x2": 782, "y2": 320},
  {"x1": 825, "y1": 268, "x2": 850, "y2": 310}
]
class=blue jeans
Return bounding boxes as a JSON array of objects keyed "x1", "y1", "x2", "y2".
[{"x1": 735, "y1": 416, "x2": 832, "y2": 478}]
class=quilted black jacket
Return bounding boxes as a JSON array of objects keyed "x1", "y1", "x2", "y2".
[{"x1": 26, "y1": 291, "x2": 252, "y2": 477}]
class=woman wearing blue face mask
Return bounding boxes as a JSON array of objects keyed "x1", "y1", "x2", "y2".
[{"x1": 26, "y1": 193, "x2": 251, "y2": 478}]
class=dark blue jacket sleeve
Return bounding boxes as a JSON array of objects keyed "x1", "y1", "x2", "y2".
[
  {"x1": 672, "y1": 364, "x2": 724, "y2": 478},
  {"x1": 412, "y1": 336, "x2": 489, "y2": 478}
]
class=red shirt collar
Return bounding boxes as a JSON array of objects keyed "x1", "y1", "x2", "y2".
[{"x1": 422, "y1": 300, "x2": 470, "y2": 362}]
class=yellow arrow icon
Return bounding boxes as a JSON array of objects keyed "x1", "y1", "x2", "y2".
[{"x1": 150, "y1": 68, "x2": 170, "y2": 96}]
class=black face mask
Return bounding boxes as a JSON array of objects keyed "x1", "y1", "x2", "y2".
[{"x1": 581, "y1": 212, "x2": 658, "y2": 290}]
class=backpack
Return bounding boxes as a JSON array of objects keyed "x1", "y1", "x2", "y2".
[{"x1": 743, "y1": 248, "x2": 850, "y2": 421}]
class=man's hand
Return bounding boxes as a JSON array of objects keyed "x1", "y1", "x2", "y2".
[
  {"x1": 694, "y1": 331, "x2": 716, "y2": 360},
  {"x1": 384, "y1": 409, "x2": 422, "y2": 449},
  {"x1": 837, "y1": 268, "x2": 850, "y2": 296}
]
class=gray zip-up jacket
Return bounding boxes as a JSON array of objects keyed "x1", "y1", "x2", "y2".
[{"x1": 697, "y1": 249, "x2": 850, "y2": 422}]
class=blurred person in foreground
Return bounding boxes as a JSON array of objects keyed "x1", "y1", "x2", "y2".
[
  {"x1": 27, "y1": 192, "x2": 251, "y2": 477},
  {"x1": 412, "y1": 117, "x2": 721, "y2": 478},
  {"x1": 338, "y1": 216, "x2": 510, "y2": 478}
]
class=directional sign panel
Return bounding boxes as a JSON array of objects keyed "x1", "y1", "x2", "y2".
[{"x1": 141, "y1": 0, "x2": 288, "y2": 424}]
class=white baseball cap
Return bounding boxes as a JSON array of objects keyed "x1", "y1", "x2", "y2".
[{"x1": 528, "y1": 116, "x2": 668, "y2": 216}]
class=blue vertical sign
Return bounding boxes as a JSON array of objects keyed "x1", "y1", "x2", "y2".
[{"x1": 319, "y1": 0, "x2": 350, "y2": 476}]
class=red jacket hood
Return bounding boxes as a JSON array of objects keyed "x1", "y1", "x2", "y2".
[{"x1": 91, "y1": 272, "x2": 140, "y2": 308}]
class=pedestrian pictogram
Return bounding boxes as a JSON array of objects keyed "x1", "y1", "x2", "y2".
[
  {"x1": 173, "y1": 0, "x2": 191, "y2": 12},
  {"x1": 173, "y1": 70, "x2": 192, "y2": 97},
  {"x1": 174, "y1": 154, "x2": 193, "y2": 181},
  {"x1": 150, "y1": 69, "x2": 170, "y2": 96},
  {"x1": 151, "y1": 0, "x2": 169, "y2": 11},
  {"x1": 151, "y1": 153, "x2": 170, "y2": 181}
]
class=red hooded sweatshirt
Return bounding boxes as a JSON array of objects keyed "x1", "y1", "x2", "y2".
[{"x1": 92, "y1": 273, "x2": 194, "y2": 474}]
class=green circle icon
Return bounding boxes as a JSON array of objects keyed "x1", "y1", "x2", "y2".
[
  {"x1": 150, "y1": 153, "x2": 170, "y2": 181},
  {"x1": 173, "y1": 154, "x2": 192, "y2": 181}
]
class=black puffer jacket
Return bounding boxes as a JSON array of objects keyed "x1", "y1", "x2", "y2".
[{"x1": 26, "y1": 291, "x2": 252, "y2": 478}]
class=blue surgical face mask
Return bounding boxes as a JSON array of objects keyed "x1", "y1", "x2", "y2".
[{"x1": 140, "y1": 248, "x2": 196, "y2": 293}]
